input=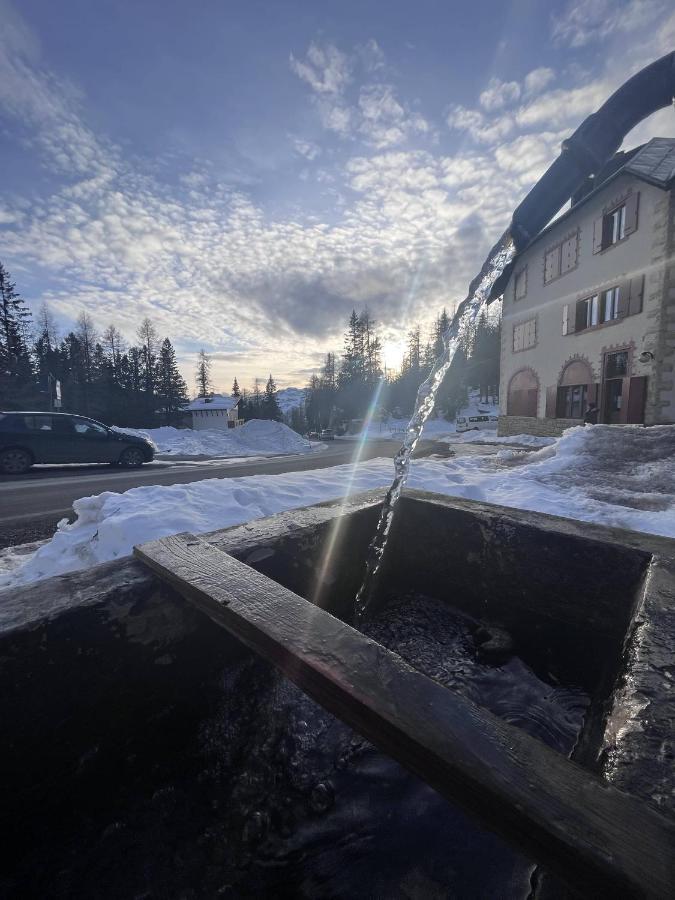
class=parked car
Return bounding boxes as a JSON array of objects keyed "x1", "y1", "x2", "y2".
[
  {"x1": 308, "y1": 431, "x2": 320, "y2": 441},
  {"x1": 0, "y1": 412, "x2": 155, "y2": 474},
  {"x1": 320, "y1": 428, "x2": 335, "y2": 441},
  {"x1": 456, "y1": 415, "x2": 498, "y2": 433}
]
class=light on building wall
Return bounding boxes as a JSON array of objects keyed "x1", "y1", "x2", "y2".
[{"x1": 639, "y1": 351, "x2": 655, "y2": 363}]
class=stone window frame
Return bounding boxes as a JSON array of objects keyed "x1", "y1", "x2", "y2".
[
  {"x1": 512, "y1": 316, "x2": 537, "y2": 354},
  {"x1": 601, "y1": 340, "x2": 635, "y2": 381},
  {"x1": 593, "y1": 186, "x2": 639, "y2": 255},
  {"x1": 556, "y1": 353, "x2": 598, "y2": 386},
  {"x1": 543, "y1": 228, "x2": 580, "y2": 286},
  {"x1": 506, "y1": 366, "x2": 540, "y2": 418}
]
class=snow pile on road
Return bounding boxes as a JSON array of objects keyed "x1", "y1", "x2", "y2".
[
  {"x1": 114, "y1": 419, "x2": 312, "y2": 458},
  {"x1": 1, "y1": 461, "x2": 394, "y2": 587},
  {"x1": 2, "y1": 424, "x2": 673, "y2": 590}
]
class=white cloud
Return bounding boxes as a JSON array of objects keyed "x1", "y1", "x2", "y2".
[
  {"x1": 479, "y1": 77, "x2": 521, "y2": 112},
  {"x1": 524, "y1": 67, "x2": 555, "y2": 96},
  {"x1": 290, "y1": 39, "x2": 429, "y2": 150},
  {"x1": 551, "y1": 0, "x2": 666, "y2": 48}
]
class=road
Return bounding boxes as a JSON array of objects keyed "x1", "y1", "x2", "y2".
[{"x1": 0, "y1": 438, "x2": 439, "y2": 548}]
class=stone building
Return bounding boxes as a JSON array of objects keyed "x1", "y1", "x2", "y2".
[{"x1": 495, "y1": 138, "x2": 675, "y2": 437}]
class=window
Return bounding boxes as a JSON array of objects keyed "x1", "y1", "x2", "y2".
[
  {"x1": 560, "y1": 233, "x2": 578, "y2": 274},
  {"x1": 575, "y1": 294, "x2": 599, "y2": 330},
  {"x1": 544, "y1": 246, "x2": 561, "y2": 284},
  {"x1": 514, "y1": 267, "x2": 527, "y2": 300},
  {"x1": 73, "y1": 419, "x2": 108, "y2": 436},
  {"x1": 512, "y1": 318, "x2": 536, "y2": 352},
  {"x1": 558, "y1": 384, "x2": 587, "y2": 419},
  {"x1": 593, "y1": 193, "x2": 639, "y2": 253},
  {"x1": 514, "y1": 268, "x2": 527, "y2": 300},
  {"x1": 601, "y1": 287, "x2": 620, "y2": 322},
  {"x1": 544, "y1": 231, "x2": 578, "y2": 284},
  {"x1": 605, "y1": 350, "x2": 629, "y2": 379}
]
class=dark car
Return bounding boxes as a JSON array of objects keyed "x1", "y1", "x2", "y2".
[
  {"x1": 0, "y1": 411, "x2": 155, "y2": 474},
  {"x1": 319, "y1": 428, "x2": 335, "y2": 441}
]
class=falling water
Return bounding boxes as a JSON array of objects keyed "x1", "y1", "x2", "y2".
[{"x1": 354, "y1": 238, "x2": 516, "y2": 624}]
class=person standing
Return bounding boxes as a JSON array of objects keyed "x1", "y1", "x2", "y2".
[{"x1": 583, "y1": 401, "x2": 599, "y2": 425}]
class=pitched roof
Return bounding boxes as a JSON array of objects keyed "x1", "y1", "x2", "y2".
[
  {"x1": 187, "y1": 393, "x2": 239, "y2": 411},
  {"x1": 487, "y1": 137, "x2": 675, "y2": 302},
  {"x1": 623, "y1": 137, "x2": 675, "y2": 188}
]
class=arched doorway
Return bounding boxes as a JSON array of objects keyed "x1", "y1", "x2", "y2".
[
  {"x1": 507, "y1": 369, "x2": 538, "y2": 417},
  {"x1": 557, "y1": 359, "x2": 593, "y2": 419}
]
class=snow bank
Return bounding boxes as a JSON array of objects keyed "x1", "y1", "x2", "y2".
[
  {"x1": 2, "y1": 424, "x2": 674, "y2": 590},
  {"x1": 114, "y1": 419, "x2": 312, "y2": 458}
]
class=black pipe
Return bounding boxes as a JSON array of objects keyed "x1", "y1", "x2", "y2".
[{"x1": 510, "y1": 51, "x2": 675, "y2": 249}]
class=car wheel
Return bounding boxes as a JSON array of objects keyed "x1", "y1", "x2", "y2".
[
  {"x1": 0, "y1": 447, "x2": 33, "y2": 475},
  {"x1": 119, "y1": 447, "x2": 146, "y2": 467}
]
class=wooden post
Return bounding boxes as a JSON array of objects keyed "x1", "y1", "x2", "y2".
[{"x1": 135, "y1": 533, "x2": 674, "y2": 899}]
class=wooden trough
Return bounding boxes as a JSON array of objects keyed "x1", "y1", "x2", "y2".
[{"x1": 2, "y1": 490, "x2": 674, "y2": 898}]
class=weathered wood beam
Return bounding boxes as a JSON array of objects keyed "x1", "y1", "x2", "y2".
[{"x1": 134, "y1": 533, "x2": 674, "y2": 899}]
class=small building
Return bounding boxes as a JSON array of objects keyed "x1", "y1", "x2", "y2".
[
  {"x1": 494, "y1": 137, "x2": 675, "y2": 436},
  {"x1": 187, "y1": 394, "x2": 243, "y2": 431}
]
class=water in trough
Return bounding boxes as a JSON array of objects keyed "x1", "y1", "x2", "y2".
[
  {"x1": 21, "y1": 593, "x2": 588, "y2": 898},
  {"x1": 354, "y1": 238, "x2": 516, "y2": 623}
]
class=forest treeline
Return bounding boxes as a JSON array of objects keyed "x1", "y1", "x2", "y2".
[
  {"x1": 2, "y1": 260, "x2": 499, "y2": 432},
  {"x1": 0, "y1": 262, "x2": 286, "y2": 427},
  {"x1": 297, "y1": 306, "x2": 501, "y2": 433}
]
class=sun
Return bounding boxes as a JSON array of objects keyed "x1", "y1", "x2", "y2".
[{"x1": 382, "y1": 339, "x2": 406, "y2": 374}]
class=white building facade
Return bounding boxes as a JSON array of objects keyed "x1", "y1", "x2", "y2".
[
  {"x1": 497, "y1": 138, "x2": 675, "y2": 436},
  {"x1": 188, "y1": 395, "x2": 243, "y2": 431}
]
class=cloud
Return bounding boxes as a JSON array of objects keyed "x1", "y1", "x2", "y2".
[
  {"x1": 290, "y1": 39, "x2": 430, "y2": 149},
  {"x1": 479, "y1": 77, "x2": 521, "y2": 112},
  {"x1": 551, "y1": 0, "x2": 666, "y2": 48},
  {"x1": 524, "y1": 67, "x2": 555, "y2": 96}
]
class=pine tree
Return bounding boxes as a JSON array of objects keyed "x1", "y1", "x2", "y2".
[
  {"x1": 195, "y1": 348, "x2": 212, "y2": 398},
  {"x1": 0, "y1": 262, "x2": 34, "y2": 407},
  {"x1": 157, "y1": 338, "x2": 188, "y2": 424},
  {"x1": 263, "y1": 373, "x2": 282, "y2": 421},
  {"x1": 231, "y1": 377, "x2": 240, "y2": 398}
]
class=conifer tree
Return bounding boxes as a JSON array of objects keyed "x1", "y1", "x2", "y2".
[
  {"x1": 157, "y1": 338, "x2": 188, "y2": 424},
  {"x1": 195, "y1": 348, "x2": 212, "y2": 398},
  {"x1": 0, "y1": 262, "x2": 34, "y2": 406},
  {"x1": 263, "y1": 373, "x2": 282, "y2": 421},
  {"x1": 231, "y1": 377, "x2": 240, "y2": 398}
]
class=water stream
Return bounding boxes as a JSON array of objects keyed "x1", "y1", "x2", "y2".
[{"x1": 354, "y1": 238, "x2": 516, "y2": 623}]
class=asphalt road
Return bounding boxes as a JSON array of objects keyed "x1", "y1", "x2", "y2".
[{"x1": 0, "y1": 438, "x2": 438, "y2": 548}]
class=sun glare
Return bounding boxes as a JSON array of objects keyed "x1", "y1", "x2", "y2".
[{"x1": 382, "y1": 338, "x2": 406, "y2": 373}]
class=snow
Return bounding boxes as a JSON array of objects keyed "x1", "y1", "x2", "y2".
[
  {"x1": 113, "y1": 419, "x2": 312, "y2": 458},
  {"x1": 2, "y1": 424, "x2": 674, "y2": 591},
  {"x1": 187, "y1": 393, "x2": 238, "y2": 411},
  {"x1": 276, "y1": 387, "x2": 305, "y2": 414}
]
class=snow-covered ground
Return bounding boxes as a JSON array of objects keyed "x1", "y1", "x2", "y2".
[
  {"x1": 2, "y1": 424, "x2": 673, "y2": 591},
  {"x1": 114, "y1": 419, "x2": 313, "y2": 458}
]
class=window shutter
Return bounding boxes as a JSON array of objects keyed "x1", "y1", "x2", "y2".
[
  {"x1": 626, "y1": 376, "x2": 647, "y2": 424},
  {"x1": 562, "y1": 304, "x2": 569, "y2": 335},
  {"x1": 545, "y1": 386, "x2": 558, "y2": 418},
  {"x1": 592, "y1": 216, "x2": 604, "y2": 253},
  {"x1": 624, "y1": 192, "x2": 639, "y2": 236},
  {"x1": 586, "y1": 382, "x2": 599, "y2": 408},
  {"x1": 617, "y1": 280, "x2": 631, "y2": 318},
  {"x1": 628, "y1": 274, "x2": 644, "y2": 316},
  {"x1": 561, "y1": 234, "x2": 578, "y2": 273}
]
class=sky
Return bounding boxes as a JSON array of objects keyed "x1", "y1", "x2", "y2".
[{"x1": 1, "y1": 0, "x2": 674, "y2": 393}]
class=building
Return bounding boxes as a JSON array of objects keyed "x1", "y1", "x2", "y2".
[
  {"x1": 187, "y1": 394, "x2": 243, "y2": 430},
  {"x1": 495, "y1": 137, "x2": 675, "y2": 436}
]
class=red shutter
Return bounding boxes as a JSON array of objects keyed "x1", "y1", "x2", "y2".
[
  {"x1": 626, "y1": 376, "x2": 647, "y2": 424},
  {"x1": 628, "y1": 274, "x2": 644, "y2": 316},
  {"x1": 592, "y1": 216, "x2": 604, "y2": 253},
  {"x1": 624, "y1": 192, "x2": 639, "y2": 236},
  {"x1": 545, "y1": 386, "x2": 558, "y2": 418},
  {"x1": 617, "y1": 280, "x2": 631, "y2": 318}
]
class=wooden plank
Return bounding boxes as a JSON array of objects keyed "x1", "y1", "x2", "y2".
[{"x1": 134, "y1": 533, "x2": 674, "y2": 899}]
